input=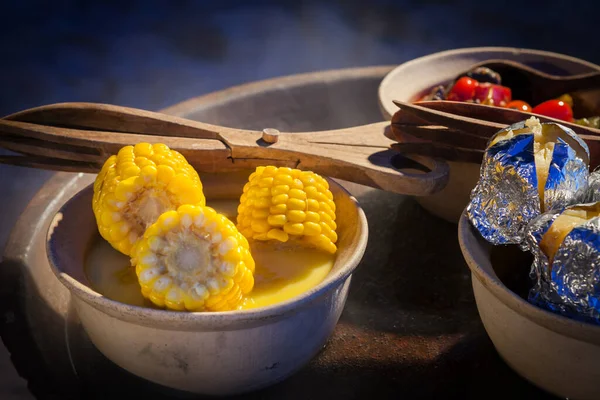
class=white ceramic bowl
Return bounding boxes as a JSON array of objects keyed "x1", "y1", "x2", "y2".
[
  {"x1": 458, "y1": 211, "x2": 600, "y2": 400},
  {"x1": 46, "y1": 175, "x2": 368, "y2": 396},
  {"x1": 379, "y1": 47, "x2": 600, "y2": 223}
]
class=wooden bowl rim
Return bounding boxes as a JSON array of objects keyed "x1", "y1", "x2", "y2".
[{"x1": 458, "y1": 211, "x2": 600, "y2": 345}]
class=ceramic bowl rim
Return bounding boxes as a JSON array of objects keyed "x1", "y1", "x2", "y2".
[
  {"x1": 46, "y1": 178, "x2": 368, "y2": 331},
  {"x1": 161, "y1": 65, "x2": 396, "y2": 119},
  {"x1": 458, "y1": 210, "x2": 600, "y2": 345},
  {"x1": 378, "y1": 46, "x2": 600, "y2": 120}
]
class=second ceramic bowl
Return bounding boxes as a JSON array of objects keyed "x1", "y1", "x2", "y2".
[
  {"x1": 458, "y1": 211, "x2": 600, "y2": 400},
  {"x1": 379, "y1": 47, "x2": 600, "y2": 223}
]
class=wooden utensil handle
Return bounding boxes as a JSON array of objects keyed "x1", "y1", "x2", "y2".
[
  {"x1": 390, "y1": 124, "x2": 488, "y2": 149},
  {"x1": 413, "y1": 100, "x2": 600, "y2": 137},
  {"x1": 0, "y1": 155, "x2": 101, "y2": 173},
  {"x1": 197, "y1": 122, "x2": 450, "y2": 196},
  {"x1": 2, "y1": 103, "x2": 450, "y2": 196},
  {"x1": 392, "y1": 142, "x2": 484, "y2": 163},
  {"x1": 4, "y1": 102, "x2": 233, "y2": 140}
]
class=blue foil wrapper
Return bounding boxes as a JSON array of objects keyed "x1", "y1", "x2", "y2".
[
  {"x1": 520, "y1": 211, "x2": 558, "y2": 254},
  {"x1": 468, "y1": 120, "x2": 589, "y2": 245},
  {"x1": 525, "y1": 205, "x2": 600, "y2": 324},
  {"x1": 544, "y1": 138, "x2": 590, "y2": 211}
]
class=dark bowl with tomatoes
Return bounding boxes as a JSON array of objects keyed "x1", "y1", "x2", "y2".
[{"x1": 378, "y1": 47, "x2": 600, "y2": 223}]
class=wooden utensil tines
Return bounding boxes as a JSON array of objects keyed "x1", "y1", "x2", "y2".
[
  {"x1": 390, "y1": 100, "x2": 600, "y2": 168},
  {"x1": 0, "y1": 102, "x2": 449, "y2": 196}
]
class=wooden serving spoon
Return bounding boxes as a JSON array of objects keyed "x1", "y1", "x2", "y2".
[
  {"x1": 457, "y1": 59, "x2": 600, "y2": 106},
  {"x1": 0, "y1": 102, "x2": 449, "y2": 196}
]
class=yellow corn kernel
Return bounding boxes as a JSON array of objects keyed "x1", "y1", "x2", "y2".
[
  {"x1": 267, "y1": 214, "x2": 287, "y2": 226},
  {"x1": 287, "y1": 198, "x2": 306, "y2": 210},
  {"x1": 305, "y1": 211, "x2": 320, "y2": 223},
  {"x1": 274, "y1": 174, "x2": 294, "y2": 186},
  {"x1": 254, "y1": 198, "x2": 271, "y2": 209},
  {"x1": 289, "y1": 189, "x2": 307, "y2": 200},
  {"x1": 287, "y1": 210, "x2": 306, "y2": 223},
  {"x1": 157, "y1": 165, "x2": 176, "y2": 184},
  {"x1": 267, "y1": 228, "x2": 289, "y2": 242},
  {"x1": 307, "y1": 234, "x2": 338, "y2": 254},
  {"x1": 131, "y1": 205, "x2": 255, "y2": 312},
  {"x1": 252, "y1": 209, "x2": 270, "y2": 219},
  {"x1": 258, "y1": 177, "x2": 274, "y2": 188},
  {"x1": 303, "y1": 222, "x2": 322, "y2": 236},
  {"x1": 134, "y1": 143, "x2": 154, "y2": 157},
  {"x1": 109, "y1": 221, "x2": 130, "y2": 241},
  {"x1": 272, "y1": 194, "x2": 289, "y2": 205},
  {"x1": 307, "y1": 199, "x2": 320, "y2": 211},
  {"x1": 271, "y1": 185, "x2": 289, "y2": 196},
  {"x1": 299, "y1": 171, "x2": 317, "y2": 184},
  {"x1": 284, "y1": 222, "x2": 304, "y2": 235},
  {"x1": 270, "y1": 204, "x2": 287, "y2": 214},
  {"x1": 321, "y1": 223, "x2": 338, "y2": 242},
  {"x1": 236, "y1": 166, "x2": 337, "y2": 253},
  {"x1": 255, "y1": 187, "x2": 271, "y2": 198},
  {"x1": 290, "y1": 178, "x2": 303, "y2": 190},
  {"x1": 251, "y1": 220, "x2": 270, "y2": 233},
  {"x1": 93, "y1": 143, "x2": 206, "y2": 256}
]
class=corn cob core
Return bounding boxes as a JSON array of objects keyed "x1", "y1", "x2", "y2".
[
  {"x1": 93, "y1": 143, "x2": 206, "y2": 256},
  {"x1": 237, "y1": 166, "x2": 338, "y2": 254},
  {"x1": 131, "y1": 205, "x2": 255, "y2": 311}
]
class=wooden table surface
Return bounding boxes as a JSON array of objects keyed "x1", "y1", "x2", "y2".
[{"x1": 2, "y1": 172, "x2": 556, "y2": 400}]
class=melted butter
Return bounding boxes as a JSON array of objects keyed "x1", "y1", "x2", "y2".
[
  {"x1": 241, "y1": 242, "x2": 334, "y2": 309},
  {"x1": 85, "y1": 237, "x2": 150, "y2": 307},
  {"x1": 85, "y1": 199, "x2": 335, "y2": 310}
]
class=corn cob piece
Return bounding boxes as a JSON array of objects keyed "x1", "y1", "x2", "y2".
[
  {"x1": 93, "y1": 143, "x2": 205, "y2": 256},
  {"x1": 237, "y1": 166, "x2": 338, "y2": 254},
  {"x1": 131, "y1": 205, "x2": 255, "y2": 311}
]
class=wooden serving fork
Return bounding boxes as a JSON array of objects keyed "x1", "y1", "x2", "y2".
[
  {"x1": 389, "y1": 100, "x2": 600, "y2": 168},
  {"x1": 0, "y1": 102, "x2": 449, "y2": 196}
]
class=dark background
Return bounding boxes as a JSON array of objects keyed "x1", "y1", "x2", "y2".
[
  {"x1": 0, "y1": 0, "x2": 597, "y2": 398},
  {"x1": 2, "y1": 0, "x2": 598, "y2": 116}
]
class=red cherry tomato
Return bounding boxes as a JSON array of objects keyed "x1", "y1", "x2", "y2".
[
  {"x1": 473, "y1": 83, "x2": 512, "y2": 106},
  {"x1": 532, "y1": 100, "x2": 574, "y2": 122},
  {"x1": 447, "y1": 76, "x2": 478, "y2": 101},
  {"x1": 506, "y1": 100, "x2": 532, "y2": 112}
]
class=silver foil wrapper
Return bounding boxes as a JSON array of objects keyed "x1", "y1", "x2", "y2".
[
  {"x1": 587, "y1": 169, "x2": 600, "y2": 202},
  {"x1": 468, "y1": 120, "x2": 589, "y2": 245},
  {"x1": 525, "y1": 205, "x2": 600, "y2": 324}
]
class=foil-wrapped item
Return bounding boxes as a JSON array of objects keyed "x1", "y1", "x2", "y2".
[
  {"x1": 586, "y1": 169, "x2": 600, "y2": 202},
  {"x1": 525, "y1": 204, "x2": 600, "y2": 324},
  {"x1": 468, "y1": 119, "x2": 589, "y2": 245}
]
